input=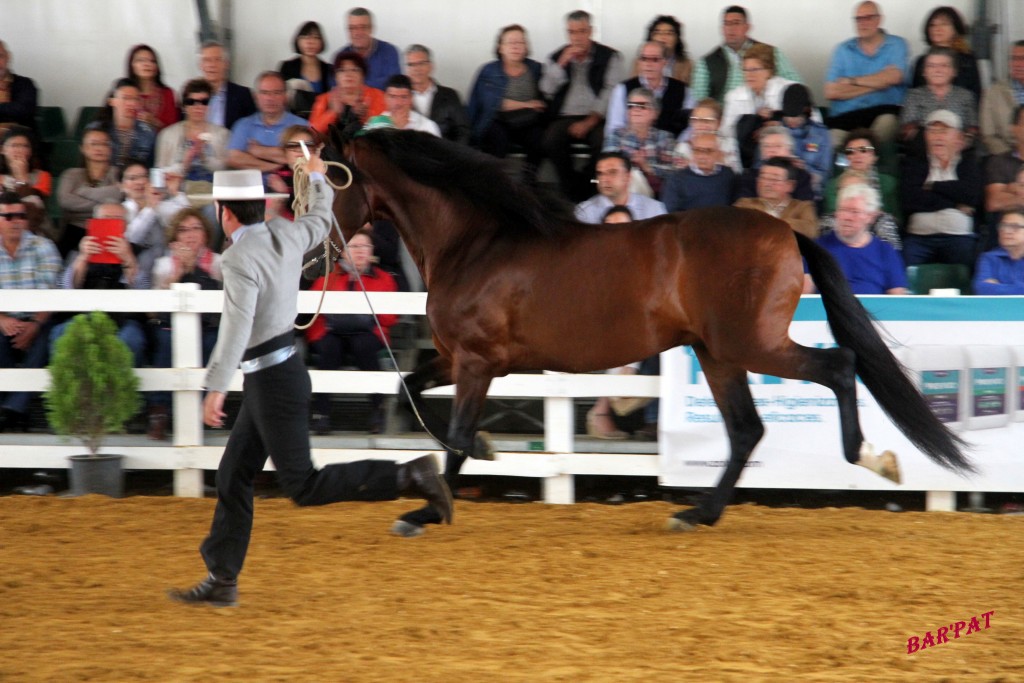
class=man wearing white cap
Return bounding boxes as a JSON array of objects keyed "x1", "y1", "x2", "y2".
[
  {"x1": 900, "y1": 109, "x2": 982, "y2": 268},
  {"x1": 169, "y1": 158, "x2": 453, "y2": 607}
]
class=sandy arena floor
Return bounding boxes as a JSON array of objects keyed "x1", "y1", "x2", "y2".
[{"x1": 1, "y1": 495, "x2": 1021, "y2": 682}]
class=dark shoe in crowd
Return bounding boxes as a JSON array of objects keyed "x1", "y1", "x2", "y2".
[
  {"x1": 147, "y1": 405, "x2": 169, "y2": 440},
  {"x1": 167, "y1": 574, "x2": 238, "y2": 607},
  {"x1": 0, "y1": 408, "x2": 29, "y2": 433},
  {"x1": 397, "y1": 454, "x2": 454, "y2": 524},
  {"x1": 311, "y1": 413, "x2": 331, "y2": 436}
]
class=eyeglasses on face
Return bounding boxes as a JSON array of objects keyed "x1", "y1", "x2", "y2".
[
  {"x1": 844, "y1": 145, "x2": 875, "y2": 154},
  {"x1": 690, "y1": 116, "x2": 718, "y2": 124},
  {"x1": 998, "y1": 222, "x2": 1024, "y2": 231},
  {"x1": 638, "y1": 55, "x2": 664, "y2": 63},
  {"x1": 0, "y1": 211, "x2": 28, "y2": 220},
  {"x1": 184, "y1": 97, "x2": 210, "y2": 106},
  {"x1": 284, "y1": 141, "x2": 316, "y2": 150},
  {"x1": 406, "y1": 60, "x2": 430, "y2": 68},
  {"x1": 691, "y1": 146, "x2": 716, "y2": 154},
  {"x1": 854, "y1": 13, "x2": 880, "y2": 22},
  {"x1": 627, "y1": 101, "x2": 651, "y2": 110}
]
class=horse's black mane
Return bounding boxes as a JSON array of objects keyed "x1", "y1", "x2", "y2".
[{"x1": 334, "y1": 126, "x2": 579, "y2": 240}]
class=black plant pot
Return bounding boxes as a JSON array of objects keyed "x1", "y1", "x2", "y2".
[{"x1": 68, "y1": 454, "x2": 124, "y2": 498}]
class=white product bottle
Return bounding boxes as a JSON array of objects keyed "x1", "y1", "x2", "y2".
[
  {"x1": 899, "y1": 345, "x2": 965, "y2": 431},
  {"x1": 1013, "y1": 346, "x2": 1024, "y2": 422},
  {"x1": 963, "y1": 345, "x2": 1012, "y2": 430}
]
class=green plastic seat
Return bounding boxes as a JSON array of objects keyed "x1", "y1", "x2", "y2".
[
  {"x1": 35, "y1": 106, "x2": 67, "y2": 141},
  {"x1": 906, "y1": 263, "x2": 972, "y2": 295}
]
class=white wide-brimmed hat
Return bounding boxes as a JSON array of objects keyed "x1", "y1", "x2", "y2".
[{"x1": 189, "y1": 169, "x2": 288, "y2": 200}]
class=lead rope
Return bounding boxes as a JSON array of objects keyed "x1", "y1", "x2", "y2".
[
  {"x1": 293, "y1": 158, "x2": 352, "y2": 331},
  {"x1": 291, "y1": 157, "x2": 463, "y2": 456}
]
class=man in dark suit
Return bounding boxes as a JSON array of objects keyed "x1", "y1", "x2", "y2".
[
  {"x1": 404, "y1": 44, "x2": 469, "y2": 144},
  {"x1": 168, "y1": 163, "x2": 453, "y2": 607},
  {"x1": 198, "y1": 41, "x2": 256, "y2": 131}
]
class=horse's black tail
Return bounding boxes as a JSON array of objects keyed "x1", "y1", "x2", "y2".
[{"x1": 795, "y1": 232, "x2": 974, "y2": 474}]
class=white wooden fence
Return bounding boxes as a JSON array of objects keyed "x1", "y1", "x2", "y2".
[{"x1": 1, "y1": 285, "x2": 660, "y2": 503}]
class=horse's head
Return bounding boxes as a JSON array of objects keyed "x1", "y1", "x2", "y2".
[{"x1": 323, "y1": 120, "x2": 373, "y2": 241}]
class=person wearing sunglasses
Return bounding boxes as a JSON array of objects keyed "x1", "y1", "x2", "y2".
[
  {"x1": 972, "y1": 208, "x2": 1024, "y2": 295},
  {"x1": 155, "y1": 79, "x2": 229, "y2": 188},
  {"x1": 602, "y1": 88, "x2": 675, "y2": 196},
  {"x1": 604, "y1": 41, "x2": 689, "y2": 142},
  {"x1": 824, "y1": 128, "x2": 900, "y2": 218},
  {"x1": 0, "y1": 191, "x2": 61, "y2": 433}
]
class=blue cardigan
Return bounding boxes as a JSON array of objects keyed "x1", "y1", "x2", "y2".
[{"x1": 466, "y1": 59, "x2": 544, "y2": 144}]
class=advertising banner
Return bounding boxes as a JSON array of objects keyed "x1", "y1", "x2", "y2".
[{"x1": 660, "y1": 297, "x2": 1024, "y2": 491}]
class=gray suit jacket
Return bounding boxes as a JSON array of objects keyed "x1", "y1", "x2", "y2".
[{"x1": 204, "y1": 178, "x2": 333, "y2": 392}]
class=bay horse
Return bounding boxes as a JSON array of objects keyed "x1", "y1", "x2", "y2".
[{"x1": 324, "y1": 127, "x2": 973, "y2": 537}]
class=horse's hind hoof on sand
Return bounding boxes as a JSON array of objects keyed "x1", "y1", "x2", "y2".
[
  {"x1": 390, "y1": 520, "x2": 426, "y2": 538},
  {"x1": 665, "y1": 514, "x2": 698, "y2": 532}
]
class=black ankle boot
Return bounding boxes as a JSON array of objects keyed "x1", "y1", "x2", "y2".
[{"x1": 397, "y1": 455, "x2": 454, "y2": 524}]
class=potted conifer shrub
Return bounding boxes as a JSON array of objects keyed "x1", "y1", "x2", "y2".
[{"x1": 45, "y1": 311, "x2": 141, "y2": 497}]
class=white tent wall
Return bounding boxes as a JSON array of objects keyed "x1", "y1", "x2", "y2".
[{"x1": 3, "y1": 0, "x2": 994, "y2": 118}]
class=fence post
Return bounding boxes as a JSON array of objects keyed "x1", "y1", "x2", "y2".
[
  {"x1": 542, "y1": 371, "x2": 575, "y2": 503},
  {"x1": 170, "y1": 283, "x2": 204, "y2": 497}
]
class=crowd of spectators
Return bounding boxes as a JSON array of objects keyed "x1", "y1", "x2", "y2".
[{"x1": 3, "y1": 3, "x2": 1024, "y2": 439}]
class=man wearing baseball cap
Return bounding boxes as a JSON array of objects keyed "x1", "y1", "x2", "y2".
[
  {"x1": 168, "y1": 157, "x2": 453, "y2": 606},
  {"x1": 900, "y1": 108, "x2": 982, "y2": 269}
]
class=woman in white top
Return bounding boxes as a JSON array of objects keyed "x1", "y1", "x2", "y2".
[
  {"x1": 155, "y1": 79, "x2": 229, "y2": 185},
  {"x1": 720, "y1": 43, "x2": 797, "y2": 144}
]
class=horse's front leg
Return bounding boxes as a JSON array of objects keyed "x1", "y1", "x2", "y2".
[{"x1": 391, "y1": 361, "x2": 495, "y2": 537}]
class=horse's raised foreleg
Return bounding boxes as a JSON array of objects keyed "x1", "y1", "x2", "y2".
[
  {"x1": 391, "y1": 359, "x2": 496, "y2": 537},
  {"x1": 669, "y1": 347, "x2": 764, "y2": 531}
]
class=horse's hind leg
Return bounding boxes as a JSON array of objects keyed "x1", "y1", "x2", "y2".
[
  {"x1": 670, "y1": 347, "x2": 764, "y2": 530},
  {"x1": 749, "y1": 343, "x2": 900, "y2": 484}
]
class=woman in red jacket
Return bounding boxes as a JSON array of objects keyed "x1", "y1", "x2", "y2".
[
  {"x1": 126, "y1": 44, "x2": 180, "y2": 131},
  {"x1": 306, "y1": 227, "x2": 397, "y2": 434}
]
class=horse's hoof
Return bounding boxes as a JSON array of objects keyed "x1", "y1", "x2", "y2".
[
  {"x1": 879, "y1": 450, "x2": 902, "y2": 485},
  {"x1": 472, "y1": 431, "x2": 495, "y2": 461},
  {"x1": 665, "y1": 517, "x2": 697, "y2": 532},
  {"x1": 390, "y1": 520, "x2": 425, "y2": 538}
]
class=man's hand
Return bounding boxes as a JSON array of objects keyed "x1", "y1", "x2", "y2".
[
  {"x1": 203, "y1": 391, "x2": 227, "y2": 428},
  {"x1": 305, "y1": 155, "x2": 326, "y2": 175},
  {"x1": 11, "y1": 320, "x2": 39, "y2": 351}
]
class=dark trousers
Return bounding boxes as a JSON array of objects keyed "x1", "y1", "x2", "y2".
[
  {"x1": 542, "y1": 115, "x2": 604, "y2": 202},
  {"x1": 480, "y1": 119, "x2": 545, "y2": 175},
  {"x1": 902, "y1": 233, "x2": 978, "y2": 270},
  {"x1": 0, "y1": 322, "x2": 51, "y2": 414},
  {"x1": 199, "y1": 353, "x2": 398, "y2": 580},
  {"x1": 825, "y1": 104, "x2": 902, "y2": 132},
  {"x1": 310, "y1": 330, "x2": 383, "y2": 416}
]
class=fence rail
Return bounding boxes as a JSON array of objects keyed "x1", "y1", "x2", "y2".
[{"x1": 1, "y1": 286, "x2": 659, "y2": 503}]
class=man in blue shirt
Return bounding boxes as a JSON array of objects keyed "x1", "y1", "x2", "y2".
[
  {"x1": 973, "y1": 209, "x2": 1024, "y2": 294},
  {"x1": 227, "y1": 72, "x2": 308, "y2": 177},
  {"x1": 823, "y1": 2, "x2": 908, "y2": 149},
  {"x1": 574, "y1": 152, "x2": 666, "y2": 223},
  {"x1": 804, "y1": 183, "x2": 908, "y2": 295},
  {"x1": 334, "y1": 7, "x2": 400, "y2": 90}
]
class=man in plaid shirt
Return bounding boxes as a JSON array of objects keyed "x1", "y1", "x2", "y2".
[{"x1": 0, "y1": 191, "x2": 61, "y2": 432}]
